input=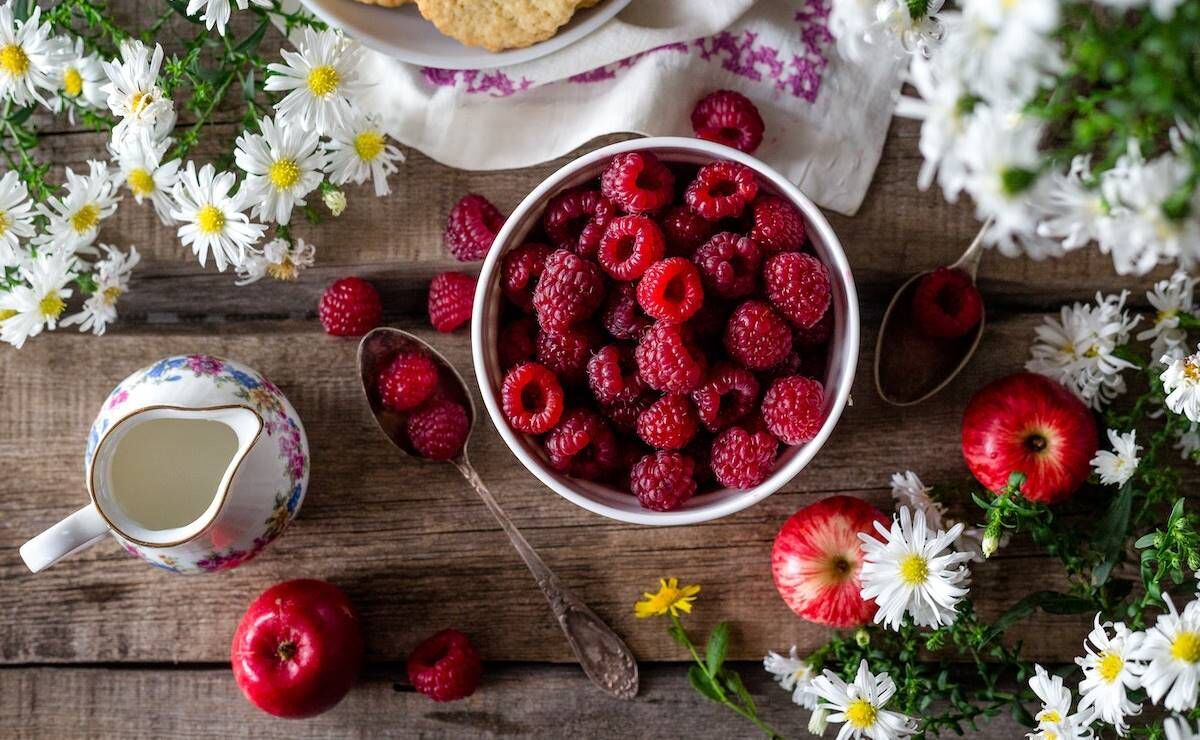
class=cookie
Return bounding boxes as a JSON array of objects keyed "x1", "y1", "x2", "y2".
[{"x1": 416, "y1": 0, "x2": 584, "y2": 52}]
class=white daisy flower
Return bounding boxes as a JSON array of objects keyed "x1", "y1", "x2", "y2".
[
  {"x1": 185, "y1": 0, "x2": 270, "y2": 36},
  {"x1": 0, "y1": 169, "x2": 36, "y2": 266},
  {"x1": 1027, "y1": 664, "x2": 1095, "y2": 740},
  {"x1": 62, "y1": 244, "x2": 139, "y2": 335},
  {"x1": 763, "y1": 646, "x2": 817, "y2": 709},
  {"x1": 940, "y1": 0, "x2": 1062, "y2": 106},
  {"x1": 1175, "y1": 423, "x2": 1200, "y2": 464},
  {"x1": 810, "y1": 659, "x2": 916, "y2": 739},
  {"x1": 871, "y1": 0, "x2": 946, "y2": 57},
  {"x1": 0, "y1": 248, "x2": 77, "y2": 348},
  {"x1": 905, "y1": 53, "x2": 971, "y2": 198},
  {"x1": 1090, "y1": 430, "x2": 1141, "y2": 488},
  {"x1": 859, "y1": 506, "x2": 973, "y2": 630},
  {"x1": 36, "y1": 160, "x2": 120, "y2": 254},
  {"x1": 100, "y1": 40, "x2": 173, "y2": 142},
  {"x1": 234, "y1": 116, "x2": 324, "y2": 225},
  {"x1": 169, "y1": 161, "x2": 265, "y2": 272},
  {"x1": 1075, "y1": 616, "x2": 1145, "y2": 736},
  {"x1": 323, "y1": 188, "x2": 347, "y2": 216},
  {"x1": 265, "y1": 28, "x2": 366, "y2": 135},
  {"x1": 1139, "y1": 271, "x2": 1197, "y2": 362},
  {"x1": 48, "y1": 35, "x2": 107, "y2": 118},
  {"x1": 111, "y1": 135, "x2": 181, "y2": 226},
  {"x1": 1134, "y1": 594, "x2": 1200, "y2": 711},
  {"x1": 0, "y1": 3, "x2": 56, "y2": 107},
  {"x1": 1036, "y1": 155, "x2": 1106, "y2": 252},
  {"x1": 1167, "y1": 715, "x2": 1200, "y2": 740},
  {"x1": 889, "y1": 470, "x2": 988, "y2": 561},
  {"x1": 1162, "y1": 347, "x2": 1200, "y2": 424},
  {"x1": 324, "y1": 112, "x2": 403, "y2": 196},
  {"x1": 829, "y1": 0, "x2": 901, "y2": 62},
  {"x1": 234, "y1": 237, "x2": 315, "y2": 286}
]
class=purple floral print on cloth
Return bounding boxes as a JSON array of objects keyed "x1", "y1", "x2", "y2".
[
  {"x1": 566, "y1": 42, "x2": 689, "y2": 83},
  {"x1": 421, "y1": 68, "x2": 533, "y2": 97}
]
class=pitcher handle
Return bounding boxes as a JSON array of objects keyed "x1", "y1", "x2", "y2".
[{"x1": 19, "y1": 505, "x2": 110, "y2": 573}]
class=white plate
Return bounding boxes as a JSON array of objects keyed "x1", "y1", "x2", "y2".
[{"x1": 298, "y1": 0, "x2": 632, "y2": 69}]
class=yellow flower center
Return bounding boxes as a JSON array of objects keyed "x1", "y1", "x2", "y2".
[
  {"x1": 63, "y1": 66, "x2": 83, "y2": 97},
  {"x1": 0, "y1": 209, "x2": 9, "y2": 236},
  {"x1": 1185, "y1": 359, "x2": 1200, "y2": 383},
  {"x1": 0, "y1": 44, "x2": 30, "y2": 76},
  {"x1": 127, "y1": 168, "x2": 155, "y2": 197},
  {"x1": 1039, "y1": 709, "x2": 1062, "y2": 724},
  {"x1": 130, "y1": 90, "x2": 150, "y2": 113},
  {"x1": 196, "y1": 204, "x2": 225, "y2": 235},
  {"x1": 268, "y1": 158, "x2": 301, "y2": 190},
  {"x1": 1172, "y1": 631, "x2": 1200, "y2": 663},
  {"x1": 845, "y1": 698, "x2": 877, "y2": 729},
  {"x1": 102, "y1": 286, "x2": 123, "y2": 304},
  {"x1": 306, "y1": 65, "x2": 339, "y2": 97},
  {"x1": 38, "y1": 291, "x2": 65, "y2": 319},
  {"x1": 267, "y1": 259, "x2": 298, "y2": 281},
  {"x1": 71, "y1": 203, "x2": 100, "y2": 234},
  {"x1": 0, "y1": 308, "x2": 16, "y2": 321},
  {"x1": 1097, "y1": 651, "x2": 1124, "y2": 683},
  {"x1": 354, "y1": 130, "x2": 385, "y2": 161},
  {"x1": 1158, "y1": 309, "x2": 1178, "y2": 325},
  {"x1": 899, "y1": 553, "x2": 929, "y2": 586}
]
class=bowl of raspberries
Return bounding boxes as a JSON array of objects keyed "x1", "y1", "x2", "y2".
[{"x1": 471, "y1": 137, "x2": 859, "y2": 525}]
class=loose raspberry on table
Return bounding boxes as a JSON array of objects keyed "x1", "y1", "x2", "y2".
[
  {"x1": 685, "y1": 160, "x2": 758, "y2": 221},
  {"x1": 793, "y1": 309, "x2": 833, "y2": 347},
  {"x1": 636, "y1": 394, "x2": 699, "y2": 450},
  {"x1": 600, "y1": 151, "x2": 675, "y2": 214},
  {"x1": 603, "y1": 391, "x2": 654, "y2": 433},
  {"x1": 444, "y1": 194, "x2": 505, "y2": 262},
  {"x1": 597, "y1": 215, "x2": 665, "y2": 281},
  {"x1": 587, "y1": 344, "x2": 643, "y2": 405},
  {"x1": 630, "y1": 451, "x2": 698, "y2": 512},
  {"x1": 691, "y1": 90, "x2": 765, "y2": 154},
  {"x1": 710, "y1": 424, "x2": 778, "y2": 490},
  {"x1": 498, "y1": 317, "x2": 537, "y2": 369},
  {"x1": 600, "y1": 282, "x2": 650, "y2": 340},
  {"x1": 501, "y1": 362, "x2": 565, "y2": 434},
  {"x1": 636, "y1": 257, "x2": 704, "y2": 323},
  {"x1": 911, "y1": 266, "x2": 983, "y2": 339},
  {"x1": 536, "y1": 323, "x2": 602, "y2": 384},
  {"x1": 317, "y1": 277, "x2": 382, "y2": 337},
  {"x1": 378, "y1": 351, "x2": 440, "y2": 413},
  {"x1": 532, "y1": 249, "x2": 606, "y2": 332},
  {"x1": 544, "y1": 409, "x2": 619, "y2": 481},
  {"x1": 407, "y1": 629, "x2": 482, "y2": 703},
  {"x1": 427, "y1": 272, "x2": 476, "y2": 333},
  {"x1": 724, "y1": 300, "x2": 793, "y2": 370},
  {"x1": 762, "y1": 375, "x2": 825, "y2": 445},
  {"x1": 764, "y1": 252, "x2": 831, "y2": 329},
  {"x1": 542, "y1": 187, "x2": 615, "y2": 257},
  {"x1": 694, "y1": 232, "x2": 762, "y2": 299},
  {"x1": 659, "y1": 205, "x2": 714, "y2": 256},
  {"x1": 749, "y1": 195, "x2": 806, "y2": 254},
  {"x1": 635, "y1": 322, "x2": 708, "y2": 393},
  {"x1": 406, "y1": 399, "x2": 470, "y2": 461},
  {"x1": 501, "y1": 242, "x2": 553, "y2": 312},
  {"x1": 691, "y1": 364, "x2": 760, "y2": 432}
]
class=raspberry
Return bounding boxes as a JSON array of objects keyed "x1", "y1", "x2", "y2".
[
  {"x1": 444, "y1": 194, "x2": 505, "y2": 261},
  {"x1": 636, "y1": 257, "x2": 704, "y2": 324},
  {"x1": 630, "y1": 451, "x2": 697, "y2": 512},
  {"x1": 498, "y1": 317, "x2": 537, "y2": 369},
  {"x1": 724, "y1": 300, "x2": 793, "y2": 370},
  {"x1": 542, "y1": 187, "x2": 615, "y2": 257},
  {"x1": 600, "y1": 151, "x2": 675, "y2": 214},
  {"x1": 764, "y1": 252, "x2": 831, "y2": 329},
  {"x1": 694, "y1": 232, "x2": 762, "y2": 299},
  {"x1": 406, "y1": 399, "x2": 470, "y2": 461},
  {"x1": 428, "y1": 272, "x2": 476, "y2": 333},
  {"x1": 600, "y1": 282, "x2": 650, "y2": 340},
  {"x1": 691, "y1": 364, "x2": 760, "y2": 432},
  {"x1": 685, "y1": 161, "x2": 758, "y2": 221},
  {"x1": 597, "y1": 215, "x2": 665, "y2": 281},
  {"x1": 378, "y1": 351, "x2": 439, "y2": 412},
  {"x1": 762, "y1": 375, "x2": 825, "y2": 445},
  {"x1": 501, "y1": 362, "x2": 565, "y2": 434},
  {"x1": 749, "y1": 196, "x2": 806, "y2": 254},
  {"x1": 544, "y1": 409, "x2": 619, "y2": 481},
  {"x1": 317, "y1": 277, "x2": 382, "y2": 337},
  {"x1": 793, "y1": 309, "x2": 833, "y2": 347},
  {"x1": 501, "y1": 242, "x2": 553, "y2": 312},
  {"x1": 710, "y1": 424, "x2": 778, "y2": 490},
  {"x1": 536, "y1": 324, "x2": 601, "y2": 384},
  {"x1": 912, "y1": 267, "x2": 983, "y2": 339},
  {"x1": 603, "y1": 392, "x2": 654, "y2": 433},
  {"x1": 587, "y1": 344, "x2": 643, "y2": 405},
  {"x1": 407, "y1": 629, "x2": 482, "y2": 702},
  {"x1": 659, "y1": 205, "x2": 714, "y2": 256},
  {"x1": 532, "y1": 249, "x2": 606, "y2": 332},
  {"x1": 691, "y1": 90, "x2": 766, "y2": 154},
  {"x1": 636, "y1": 394, "x2": 699, "y2": 450},
  {"x1": 635, "y1": 322, "x2": 708, "y2": 393}
]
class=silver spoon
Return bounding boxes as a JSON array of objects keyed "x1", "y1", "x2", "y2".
[
  {"x1": 357, "y1": 327, "x2": 639, "y2": 700},
  {"x1": 874, "y1": 219, "x2": 991, "y2": 406}
]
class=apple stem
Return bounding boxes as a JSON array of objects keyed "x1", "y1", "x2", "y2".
[{"x1": 276, "y1": 641, "x2": 297, "y2": 662}]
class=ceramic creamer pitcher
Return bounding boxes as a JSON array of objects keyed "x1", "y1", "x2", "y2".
[{"x1": 20, "y1": 354, "x2": 309, "y2": 574}]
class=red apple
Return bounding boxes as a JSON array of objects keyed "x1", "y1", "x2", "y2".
[
  {"x1": 231, "y1": 579, "x2": 364, "y2": 718},
  {"x1": 961, "y1": 372, "x2": 1097, "y2": 504},
  {"x1": 771, "y1": 495, "x2": 889, "y2": 628}
]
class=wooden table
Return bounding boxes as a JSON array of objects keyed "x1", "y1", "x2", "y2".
[{"x1": 0, "y1": 13, "x2": 1170, "y2": 737}]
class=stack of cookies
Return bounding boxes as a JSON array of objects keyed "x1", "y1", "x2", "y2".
[{"x1": 358, "y1": 0, "x2": 602, "y2": 52}]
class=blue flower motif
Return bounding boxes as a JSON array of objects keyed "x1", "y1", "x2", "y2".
[
  {"x1": 226, "y1": 369, "x2": 261, "y2": 389},
  {"x1": 146, "y1": 356, "x2": 186, "y2": 379},
  {"x1": 286, "y1": 483, "x2": 303, "y2": 513}
]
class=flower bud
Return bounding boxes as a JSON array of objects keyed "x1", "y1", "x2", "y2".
[
  {"x1": 982, "y1": 527, "x2": 1000, "y2": 558},
  {"x1": 323, "y1": 189, "x2": 347, "y2": 216},
  {"x1": 808, "y1": 708, "x2": 828, "y2": 736},
  {"x1": 854, "y1": 628, "x2": 870, "y2": 648}
]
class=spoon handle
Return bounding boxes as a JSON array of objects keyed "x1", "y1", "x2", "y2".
[
  {"x1": 453, "y1": 460, "x2": 639, "y2": 700},
  {"x1": 951, "y1": 216, "x2": 995, "y2": 279}
]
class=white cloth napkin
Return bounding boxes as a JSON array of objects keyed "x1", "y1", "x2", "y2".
[{"x1": 353, "y1": 0, "x2": 903, "y2": 216}]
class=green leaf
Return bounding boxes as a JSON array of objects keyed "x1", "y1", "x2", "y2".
[
  {"x1": 1135, "y1": 532, "x2": 1160, "y2": 550},
  {"x1": 667, "y1": 623, "x2": 691, "y2": 650},
  {"x1": 234, "y1": 18, "x2": 269, "y2": 55},
  {"x1": 6, "y1": 105, "x2": 33, "y2": 125},
  {"x1": 719, "y1": 669, "x2": 756, "y2": 714},
  {"x1": 688, "y1": 664, "x2": 723, "y2": 704},
  {"x1": 164, "y1": 0, "x2": 203, "y2": 22},
  {"x1": 705, "y1": 622, "x2": 730, "y2": 677},
  {"x1": 989, "y1": 591, "x2": 1094, "y2": 637},
  {"x1": 1092, "y1": 481, "x2": 1134, "y2": 585}
]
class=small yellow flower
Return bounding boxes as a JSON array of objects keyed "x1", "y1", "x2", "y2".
[{"x1": 635, "y1": 577, "x2": 700, "y2": 618}]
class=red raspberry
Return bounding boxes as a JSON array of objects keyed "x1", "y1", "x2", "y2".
[
  {"x1": 501, "y1": 362, "x2": 565, "y2": 434},
  {"x1": 762, "y1": 375, "x2": 825, "y2": 445},
  {"x1": 501, "y1": 242, "x2": 553, "y2": 312},
  {"x1": 793, "y1": 309, "x2": 833, "y2": 347},
  {"x1": 660, "y1": 205, "x2": 714, "y2": 256},
  {"x1": 597, "y1": 215, "x2": 665, "y2": 281},
  {"x1": 685, "y1": 161, "x2": 758, "y2": 221},
  {"x1": 444, "y1": 194, "x2": 505, "y2": 261},
  {"x1": 630, "y1": 451, "x2": 697, "y2": 512},
  {"x1": 406, "y1": 399, "x2": 470, "y2": 461},
  {"x1": 428, "y1": 272, "x2": 476, "y2": 333},
  {"x1": 544, "y1": 409, "x2": 619, "y2": 481},
  {"x1": 691, "y1": 364, "x2": 760, "y2": 432},
  {"x1": 587, "y1": 344, "x2": 643, "y2": 405},
  {"x1": 724, "y1": 300, "x2": 793, "y2": 370},
  {"x1": 691, "y1": 90, "x2": 765, "y2": 154},
  {"x1": 764, "y1": 252, "x2": 831, "y2": 329},
  {"x1": 542, "y1": 187, "x2": 615, "y2": 257},
  {"x1": 498, "y1": 317, "x2": 537, "y2": 369},
  {"x1": 407, "y1": 629, "x2": 482, "y2": 702},
  {"x1": 710, "y1": 424, "x2": 778, "y2": 490},
  {"x1": 603, "y1": 392, "x2": 654, "y2": 433},
  {"x1": 636, "y1": 394, "x2": 699, "y2": 450},
  {"x1": 378, "y1": 351, "x2": 439, "y2": 412},
  {"x1": 600, "y1": 151, "x2": 675, "y2": 214},
  {"x1": 912, "y1": 267, "x2": 983, "y2": 339},
  {"x1": 636, "y1": 258, "x2": 704, "y2": 323},
  {"x1": 749, "y1": 195, "x2": 806, "y2": 254},
  {"x1": 317, "y1": 277, "x2": 382, "y2": 337},
  {"x1": 635, "y1": 322, "x2": 708, "y2": 394},
  {"x1": 532, "y1": 249, "x2": 606, "y2": 332},
  {"x1": 694, "y1": 232, "x2": 762, "y2": 299},
  {"x1": 600, "y1": 282, "x2": 650, "y2": 340},
  {"x1": 536, "y1": 324, "x2": 602, "y2": 384}
]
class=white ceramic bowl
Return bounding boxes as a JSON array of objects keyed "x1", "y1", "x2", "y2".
[{"x1": 471, "y1": 137, "x2": 860, "y2": 526}]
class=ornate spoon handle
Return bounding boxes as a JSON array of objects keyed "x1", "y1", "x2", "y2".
[{"x1": 454, "y1": 459, "x2": 639, "y2": 700}]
